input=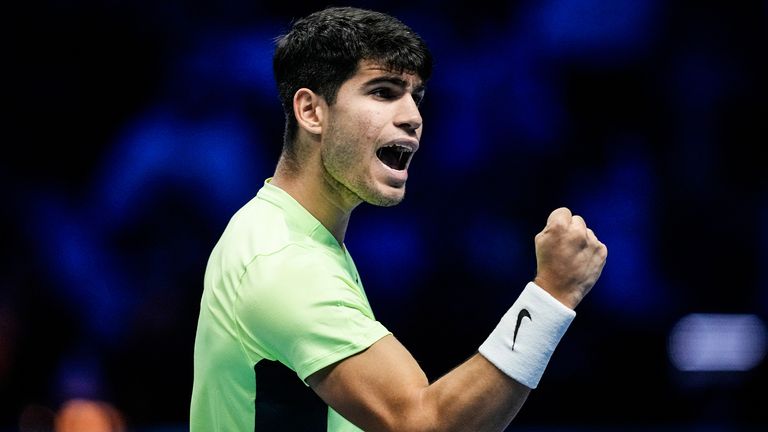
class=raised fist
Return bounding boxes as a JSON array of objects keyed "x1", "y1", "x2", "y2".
[{"x1": 533, "y1": 207, "x2": 607, "y2": 309}]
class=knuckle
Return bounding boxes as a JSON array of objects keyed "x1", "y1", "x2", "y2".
[{"x1": 549, "y1": 219, "x2": 567, "y2": 232}]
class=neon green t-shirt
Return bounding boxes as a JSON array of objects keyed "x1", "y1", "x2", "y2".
[{"x1": 190, "y1": 179, "x2": 391, "y2": 431}]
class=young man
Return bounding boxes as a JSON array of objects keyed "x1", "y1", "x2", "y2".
[{"x1": 190, "y1": 6, "x2": 607, "y2": 432}]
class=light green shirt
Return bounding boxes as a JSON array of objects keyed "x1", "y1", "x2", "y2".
[{"x1": 190, "y1": 179, "x2": 391, "y2": 431}]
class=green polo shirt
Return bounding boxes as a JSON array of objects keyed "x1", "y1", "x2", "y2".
[{"x1": 190, "y1": 179, "x2": 391, "y2": 431}]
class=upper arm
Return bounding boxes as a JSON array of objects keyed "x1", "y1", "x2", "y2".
[
  {"x1": 307, "y1": 334, "x2": 435, "y2": 432},
  {"x1": 307, "y1": 335, "x2": 532, "y2": 432}
]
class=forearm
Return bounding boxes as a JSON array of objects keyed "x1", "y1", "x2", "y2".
[
  {"x1": 420, "y1": 353, "x2": 530, "y2": 432},
  {"x1": 408, "y1": 283, "x2": 575, "y2": 431},
  {"x1": 311, "y1": 208, "x2": 606, "y2": 431},
  {"x1": 308, "y1": 335, "x2": 527, "y2": 432}
]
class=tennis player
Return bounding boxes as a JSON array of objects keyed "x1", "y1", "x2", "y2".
[{"x1": 190, "y1": 6, "x2": 607, "y2": 431}]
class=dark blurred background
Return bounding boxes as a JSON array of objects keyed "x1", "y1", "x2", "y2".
[{"x1": 3, "y1": 0, "x2": 767, "y2": 430}]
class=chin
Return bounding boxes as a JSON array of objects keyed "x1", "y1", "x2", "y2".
[{"x1": 366, "y1": 186, "x2": 406, "y2": 207}]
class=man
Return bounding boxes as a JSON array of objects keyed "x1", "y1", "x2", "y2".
[{"x1": 190, "y1": 6, "x2": 607, "y2": 431}]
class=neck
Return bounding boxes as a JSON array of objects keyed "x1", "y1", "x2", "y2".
[{"x1": 271, "y1": 153, "x2": 360, "y2": 246}]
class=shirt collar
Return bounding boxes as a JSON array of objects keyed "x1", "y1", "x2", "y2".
[{"x1": 256, "y1": 178, "x2": 341, "y2": 249}]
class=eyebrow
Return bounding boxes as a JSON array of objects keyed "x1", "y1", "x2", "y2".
[{"x1": 363, "y1": 76, "x2": 426, "y2": 94}]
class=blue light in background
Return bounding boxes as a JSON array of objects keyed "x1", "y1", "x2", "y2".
[
  {"x1": 24, "y1": 105, "x2": 265, "y2": 342},
  {"x1": 669, "y1": 313, "x2": 767, "y2": 371},
  {"x1": 26, "y1": 197, "x2": 132, "y2": 340},
  {"x1": 567, "y1": 144, "x2": 670, "y2": 317},
  {"x1": 427, "y1": 38, "x2": 565, "y2": 169},
  {"x1": 426, "y1": 70, "x2": 486, "y2": 171},
  {"x1": 180, "y1": 29, "x2": 278, "y2": 97},
  {"x1": 54, "y1": 351, "x2": 105, "y2": 401},
  {"x1": 532, "y1": 0, "x2": 659, "y2": 61},
  {"x1": 347, "y1": 211, "x2": 428, "y2": 299},
  {"x1": 93, "y1": 108, "x2": 263, "y2": 225},
  {"x1": 464, "y1": 212, "x2": 527, "y2": 284}
]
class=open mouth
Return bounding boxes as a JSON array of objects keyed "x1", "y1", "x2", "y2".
[{"x1": 376, "y1": 144, "x2": 413, "y2": 171}]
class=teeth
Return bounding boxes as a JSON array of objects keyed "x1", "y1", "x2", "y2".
[
  {"x1": 387, "y1": 144, "x2": 412, "y2": 153},
  {"x1": 376, "y1": 144, "x2": 414, "y2": 171}
]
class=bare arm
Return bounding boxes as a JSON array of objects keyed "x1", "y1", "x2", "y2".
[
  {"x1": 308, "y1": 335, "x2": 528, "y2": 432},
  {"x1": 308, "y1": 207, "x2": 606, "y2": 431}
]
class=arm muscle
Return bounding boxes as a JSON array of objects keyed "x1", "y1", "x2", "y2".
[{"x1": 307, "y1": 334, "x2": 529, "y2": 432}]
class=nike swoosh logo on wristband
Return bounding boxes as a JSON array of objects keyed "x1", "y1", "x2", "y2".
[{"x1": 512, "y1": 308, "x2": 532, "y2": 350}]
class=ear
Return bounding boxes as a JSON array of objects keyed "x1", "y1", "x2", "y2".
[{"x1": 293, "y1": 88, "x2": 325, "y2": 136}]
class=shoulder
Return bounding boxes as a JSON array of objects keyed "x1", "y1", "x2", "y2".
[
  {"x1": 241, "y1": 242, "x2": 347, "y2": 302},
  {"x1": 208, "y1": 194, "x2": 311, "y2": 277},
  {"x1": 225, "y1": 194, "x2": 293, "y2": 255}
]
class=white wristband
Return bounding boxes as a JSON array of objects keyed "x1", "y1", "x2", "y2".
[{"x1": 478, "y1": 282, "x2": 576, "y2": 389}]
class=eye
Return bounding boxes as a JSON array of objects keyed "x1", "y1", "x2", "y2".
[{"x1": 371, "y1": 87, "x2": 397, "y2": 99}]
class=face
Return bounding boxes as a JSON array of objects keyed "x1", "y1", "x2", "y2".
[{"x1": 320, "y1": 60, "x2": 425, "y2": 208}]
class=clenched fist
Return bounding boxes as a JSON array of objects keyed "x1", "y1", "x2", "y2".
[{"x1": 533, "y1": 207, "x2": 607, "y2": 309}]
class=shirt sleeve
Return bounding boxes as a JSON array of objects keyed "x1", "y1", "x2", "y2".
[{"x1": 234, "y1": 244, "x2": 391, "y2": 382}]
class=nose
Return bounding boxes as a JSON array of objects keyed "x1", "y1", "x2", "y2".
[{"x1": 394, "y1": 94, "x2": 422, "y2": 134}]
